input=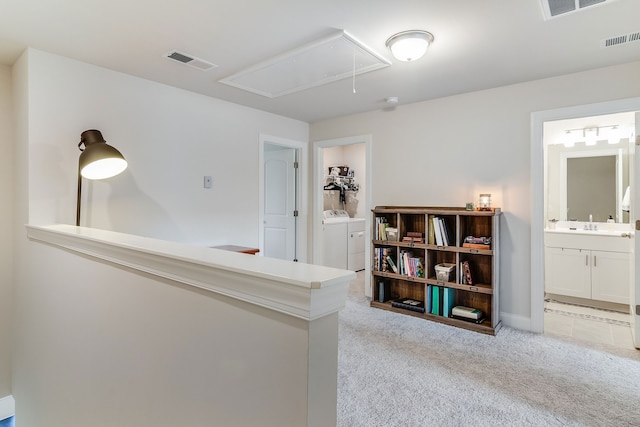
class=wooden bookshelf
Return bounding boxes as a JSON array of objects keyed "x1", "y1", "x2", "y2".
[{"x1": 372, "y1": 206, "x2": 502, "y2": 335}]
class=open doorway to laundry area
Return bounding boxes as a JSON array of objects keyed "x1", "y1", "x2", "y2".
[
  {"x1": 259, "y1": 135, "x2": 308, "y2": 262},
  {"x1": 531, "y1": 98, "x2": 640, "y2": 352},
  {"x1": 313, "y1": 135, "x2": 373, "y2": 297}
]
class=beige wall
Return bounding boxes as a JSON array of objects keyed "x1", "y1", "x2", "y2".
[
  {"x1": 310, "y1": 61, "x2": 640, "y2": 326},
  {"x1": 0, "y1": 64, "x2": 13, "y2": 400}
]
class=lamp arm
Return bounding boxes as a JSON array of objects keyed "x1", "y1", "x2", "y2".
[{"x1": 76, "y1": 164, "x2": 82, "y2": 226}]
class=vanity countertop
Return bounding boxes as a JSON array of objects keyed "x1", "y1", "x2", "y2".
[
  {"x1": 544, "y1": 228, "x2": 632, "y2": 237},
  {"x1": 545, "y1": 226, "x2": 633, "y2": 252}
]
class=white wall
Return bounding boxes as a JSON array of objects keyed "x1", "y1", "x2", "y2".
[
  {"x1": 12, "y1": 49, "x2": 327, "y2": 425},
  {"x1": 26, "y1": 49, "x2": 309, "y2": 246},
  {"x1": 0, "y1": 64, "x2": 13, "y2": 401},
  {"x1": 310, "y1": 61, "x2": 640, "y2": 327}
]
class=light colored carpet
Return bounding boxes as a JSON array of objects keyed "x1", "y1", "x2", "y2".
[{"x1": 337, "y1": 275, "x2": 640, "y2": 426}]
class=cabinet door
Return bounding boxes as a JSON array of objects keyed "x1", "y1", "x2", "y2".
[
  {"x1": 591, "y1": 250, "x2": 630, "y2": 304},
  {"x1": 545, "y1": 247, "x2": 591, "y2": 298}
]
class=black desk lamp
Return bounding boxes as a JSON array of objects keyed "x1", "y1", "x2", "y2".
[{"x1": 76, "y1": 130, "x2": 127, "y2": 226}]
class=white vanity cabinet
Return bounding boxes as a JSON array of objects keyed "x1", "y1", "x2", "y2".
[
  {"x1": 590, "y1": 250, "x2": 630, "y2": 304},
  {"x1": 545, "y1": 247, "x2": 592, "y2": 299},
  {"x1": 545, "y1": 230, "x2": 631, "y2": 305}
]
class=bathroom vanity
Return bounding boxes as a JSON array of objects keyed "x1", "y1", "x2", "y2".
[{"x1": 544, "y1": 222, "x2": 632, "y2": 305}]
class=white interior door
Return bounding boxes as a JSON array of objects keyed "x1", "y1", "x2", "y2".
[
  {"x1": 632, "y1": 114, "x2": 640, "y2": 347},
  {"x1": 264, "y1": 147, "x2": 297, "y2": 260}
]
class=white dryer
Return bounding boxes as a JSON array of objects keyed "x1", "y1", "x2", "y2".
[{"x1": 320, "y1": 210, "x2": 365, "y2": 271}]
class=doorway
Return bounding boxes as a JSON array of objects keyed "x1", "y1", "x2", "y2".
[
  {"x1": 531, "y1": 97, "x2": 640, "y2": 350},
  {"x1": 313, "y1": 135, "x2": 372, "y2": 297},
  {"x1": 259, "y1": 135, "x2": 308, "y2": 262},
  {"x1": 543, "y1": 112, "x2": 635, "y2": 350}
]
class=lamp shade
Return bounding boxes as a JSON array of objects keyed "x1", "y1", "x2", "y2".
[
  {"x1": 386, "y1": 30, "x2": 434, "y2": 62},
  {"x1": 78, "y1": 130, "x2": 128, "y2": 179}
]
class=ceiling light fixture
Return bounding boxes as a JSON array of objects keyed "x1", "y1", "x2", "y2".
[{"x1": 385, "y1": 30, "x2": 434, "y2": 62}]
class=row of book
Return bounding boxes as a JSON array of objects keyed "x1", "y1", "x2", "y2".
[
  {"x1": 373, "y1": 247, "x2": 391, "y2": 272},
  {"x1": 374, "y1": 248, "x2": 424, "y2": 278},
  {"x1": 375, "y1": 250, "x2": 478, "y2": 285},
  {"x1": 374, "y1": 216, "x2": 398, "y2": 241},
  {"x1": 431, "y1": 216, "x2": 452, "y2": 246},
  {"x1": 398, "y1": 250, "x2": 424, "y2": 278},
  {"x1": 385, "y1": 285, "x2": 456, "y2": 317}
]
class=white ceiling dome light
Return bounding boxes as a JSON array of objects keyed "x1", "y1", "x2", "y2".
[{"x1": 386, "y1": 30, "x2": 434, "y2": 62}]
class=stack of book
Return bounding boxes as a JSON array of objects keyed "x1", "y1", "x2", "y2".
[
  {"x1": 402, "y1": 231, "x2": 424, "y2": 244},
  {"x1": 391, "y1": 298, "x2": 425, "y2": 313},
  {"x1": 462, "y1": 235, "x2": 491, "y2": 250}
]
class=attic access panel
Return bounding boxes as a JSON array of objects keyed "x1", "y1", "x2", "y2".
[{"x1": 219, "y1": 30, "x2": 391, "y2": 98}]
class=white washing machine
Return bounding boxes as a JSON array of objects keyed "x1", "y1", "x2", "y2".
[{"x1": 321, "y1": 210, "x2": 365, "y2": 271}]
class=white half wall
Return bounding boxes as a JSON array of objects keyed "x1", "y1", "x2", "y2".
[
  {"x1": 17, "y1": 226, "x2": 348, "y2": 426},
  {"x1": 310, "y1": 60, "x2": 640, "y2": 330}
]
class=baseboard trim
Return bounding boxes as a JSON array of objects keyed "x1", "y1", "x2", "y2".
[
  {"x1": 0, "y1": 395, "x2": 15, "y2": 420},
  {"x1": 501, "y1": 312, "x2": 533, "y2": 332}
]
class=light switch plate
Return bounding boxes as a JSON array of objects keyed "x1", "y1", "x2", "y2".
[{"x1": 204, "y1": 176, "x2": 212, "y2": 188}]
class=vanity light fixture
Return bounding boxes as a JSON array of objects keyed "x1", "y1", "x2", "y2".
[
  {"x1": 562, "y1": 130, "x2": 576, "y2": 147},
  {"x1": 607, "y1": 126, "x2": 622, "y2": 144},
  {"x1": 385, "y1": 30, "x2": 434, "y2": 62},
  {"x1": 560, "y1": 124, "x2": 629, "y2": 146},
  {"x1": 584, "y1": 128, "x2": 598, "y2": 146},
  {"x1": 76, "y1": 130, "x2": 128, "y2": 226}
]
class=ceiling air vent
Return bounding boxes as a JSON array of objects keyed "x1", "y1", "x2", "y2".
[
  {"x1": 601, "y1": 31, "x2": 640, "y2": 48},
  {"x1": 540, "y1": 0, "x2": 616, "y2": 20},
  {"x1": 163, "y1": 51, "x2": 217, "y2": 71}
]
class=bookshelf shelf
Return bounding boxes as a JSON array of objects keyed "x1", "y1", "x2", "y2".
[{"x1": 372, "y1": 206, "x2": 502, "y2": 335}]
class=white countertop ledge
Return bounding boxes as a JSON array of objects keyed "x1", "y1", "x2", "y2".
[
  {"x1": 544, "y1": 228, "x2": 633, "y2": 237},
  {"x1": 26, "y1": 224, "x2": 356, "y2": 321}
]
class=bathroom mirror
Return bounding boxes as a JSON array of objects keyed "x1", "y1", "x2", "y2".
[
  {"x1": 564, "y1": 152, "x2": 621, "y2": 222},
  {"x1": 547, "y1": 146, "x2": 629, "y2": 223}
]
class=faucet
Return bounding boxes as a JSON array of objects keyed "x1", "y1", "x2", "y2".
[{"x1": 583, "y1": 214, "x2": 598, "y2": 231}]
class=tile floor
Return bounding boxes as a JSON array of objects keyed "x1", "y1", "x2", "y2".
[{"x1": 544, "y1": 299, "x2": 636, "y2": 350}]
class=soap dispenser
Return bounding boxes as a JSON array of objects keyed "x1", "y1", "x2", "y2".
[{"x1": 607, "y1": 215, "x2": 615, "y2": 223}]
